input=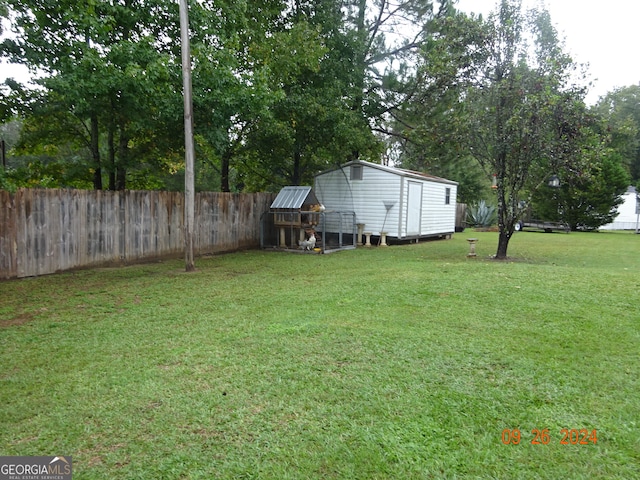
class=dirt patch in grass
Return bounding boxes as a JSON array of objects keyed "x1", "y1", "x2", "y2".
[{"x1": 0, "y1": 311, "x2": 35, "y2": 328}]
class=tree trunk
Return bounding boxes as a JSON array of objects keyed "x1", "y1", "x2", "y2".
[
  {"x1": 92, "y1": 167, "x2": 102, "y2": 190},
  {"x1": 496, "y1": 231, "x2": 510, "y2": 259},
  {"x1": 108, "y1": 122, "x2": 116, "y2": 191},
  {"x1": 292, "y1": 150, "x2": 301, "y2": 185},
  {"x1": 86, "y1": 25, "x2": 102, "y2": 191},
  {"x1": 221, "y1": 149, "x2": 231, "y2": 192},
  {"x1": 116, "y1": 125, "x2": 128, "y2": 191},
  {"x1": 116, "y1": 166, "x2": 126, "y2": 191},
  {"x1": 348, "y1": 0, "x2": 368, "y2": 163},
  {"x1": 495, "y1": 179, "x2": 512, "y2": 259},
  {"x1": 90, "y1": 115, "x2": 102, "y2": 190}
]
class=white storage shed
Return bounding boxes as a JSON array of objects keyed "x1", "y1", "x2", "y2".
[{"x1": 314, "y1": 160, "x2": 458, "y2": 241}]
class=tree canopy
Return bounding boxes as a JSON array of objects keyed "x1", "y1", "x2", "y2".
[
  {"x1": 0, "y1": 0, "x2": 635, "y2": 250},
  {"x1": 1, "y1": 0, "x2": 449, "y2": 191},
  {"x1": 388, "y1": 0, "x2": 629, "y2": 257},
  {"x1": 594, "y1": 84, "x2": 640, "y2": 185}
]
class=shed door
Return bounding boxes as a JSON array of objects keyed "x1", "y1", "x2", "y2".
[{"x1": 406, "y1": 181, "x2": 423, "y2": 235}]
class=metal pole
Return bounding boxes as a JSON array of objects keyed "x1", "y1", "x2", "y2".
[{"x1": 179, "y1": 0, "x2": 195, "y2": 271}]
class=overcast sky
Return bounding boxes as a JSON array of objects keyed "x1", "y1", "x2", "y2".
[
  {"x1": 2, "y1": 1, "x2": 639, "y2": 105},
  {"x1": 456, "y1": 0, "x2": 640, "y2": 104}
]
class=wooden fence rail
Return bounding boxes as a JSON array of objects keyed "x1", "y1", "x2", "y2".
[{"x1": 0, "y1": 189, "x2": 275, "y2": 279}]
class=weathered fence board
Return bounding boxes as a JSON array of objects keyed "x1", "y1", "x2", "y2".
[
  {"x1": 0, "y1": 189, "x2": 275, "y2": 279},
  {"x1": 456, "y1": 203, "x2": 467, "y2": 231},
  {"x1": 0, "y1": 190, "x2": 17, "y2": 276}
]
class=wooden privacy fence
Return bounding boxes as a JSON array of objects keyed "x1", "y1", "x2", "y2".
[
  {"x1": 0, "y1": 189, "x2": 275, "y2": 279},
  {"x1": 455, "y1": 203, "x2": 467, "y2": 231}
]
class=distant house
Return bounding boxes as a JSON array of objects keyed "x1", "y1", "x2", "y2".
[
  {"x1": 600, "y1": 186, "x2": 639, "y2": 231},
  {"x1": 314, "y1": 160, "x2": 458, "y2": 241}
]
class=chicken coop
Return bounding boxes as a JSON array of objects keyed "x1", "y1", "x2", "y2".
[{"x1": 260, "y1": 186, "x2": 357, "y2": 253}]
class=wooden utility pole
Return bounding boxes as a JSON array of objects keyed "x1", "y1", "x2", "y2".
[{"x1": 179, "y1": 0, "x2": 196, "y2": 271}]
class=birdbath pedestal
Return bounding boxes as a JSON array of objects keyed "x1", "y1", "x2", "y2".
[
  {"x1": 364, "y1": 232, "x2": 372, "y2": 247},
  {"x1": 379, "y1": 232, "x2": 389, "y2": 247},
  {"x1": 466, "y1": 238, "x2": 479, "y2": 257},
  {"x1": 357, "y1": 223, "x2": 365, "y2": 246}
]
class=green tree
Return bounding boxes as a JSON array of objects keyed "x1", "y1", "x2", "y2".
[
  {"x1": 344, "y1": 0, "x2": 437, "y2": 158},
  {"x1": 8, "y1": 88, "x2": 98, "y2": 189},
  {"x1": 466, "y1": 0, "x2": 587, "y2": 258},
  {"x1": 530, "y1": 101, "x2": 630, "y2": 230},
  {"x1": 594, "y1": 85, "x2": 640, "y2": 184},
  {"x1": 180, "y1": 0, "x2": 283, "y2": 192},
  {"x1": 388, "y1": 6, "x2": 489, "y2": 203},
  {"x1": 236, "y1": 0, "x2": 381, "y2": 190},
  {"x1": 2, "y1": 0, "x2": 184, "y2": 190},
  {"x1": 236, "y1": 0, "x2": 471, "y2": 190},
  {"x1": 532, "y1": 151, "x2": 629, "y2": 230},
  {"x1": 2, "y1": 0, "x2": 306, "y2": 192}
]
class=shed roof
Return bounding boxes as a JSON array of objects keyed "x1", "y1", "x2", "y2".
[
  {"x1": 315, "y1": 160, "x2": 458, "y2": 186},
  {"x1": 270, "y1": 186, "x2": 319, "y2": 209}
]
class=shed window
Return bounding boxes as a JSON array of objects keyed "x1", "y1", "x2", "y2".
[
  {"x1": 350, "y1": 165, "x2": 363, "y2": 181},
  {"x1": 445, "y1": 188, "x2": 451, "y2": 205}
]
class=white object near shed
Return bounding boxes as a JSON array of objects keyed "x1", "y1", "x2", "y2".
[
  {"x1": 600, "y1": 186, "x2": 639, "y2": 231},
  {"x1": 314, "y1": 160, "x2": 458, "y2": 241}
]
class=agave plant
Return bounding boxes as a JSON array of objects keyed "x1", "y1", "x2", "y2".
[{"x1": 466, "y1": 200, "x2": 497, "y2": 228}]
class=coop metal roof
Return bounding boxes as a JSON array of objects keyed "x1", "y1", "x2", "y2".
[{"x1": 270, "y1": 186, "x2": 318, "y2": 209}]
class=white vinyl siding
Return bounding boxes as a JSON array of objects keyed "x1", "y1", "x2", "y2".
[
  {"x1": 315, "y1": 161, "x2": 457, "y2": 239},
  {"x1": 421, "y1": 182, "x2": 456, "y2": 235}
]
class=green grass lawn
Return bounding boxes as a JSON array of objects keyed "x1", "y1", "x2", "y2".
[{"x1": 1, "y1": 231, "x2": 639, "y2": 479}]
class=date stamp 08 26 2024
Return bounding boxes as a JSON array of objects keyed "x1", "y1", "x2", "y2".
[{"x1": 501, "y1": 429, "x2": 598, "y2": 445}]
